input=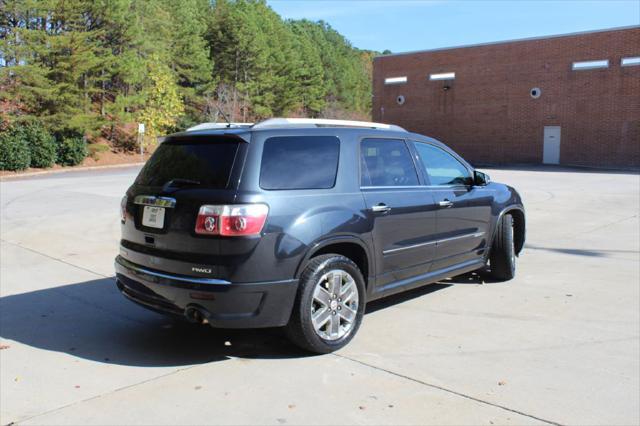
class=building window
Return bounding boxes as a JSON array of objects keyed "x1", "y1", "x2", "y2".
[
  {"x1": 530, "y1": 87, "x2": 542, "y2": 99},
  {"x1": 621, "y1": 57, "x2": 640, "y2": 67},
  {"x1": 571, "y1": 60, "x2": 609, "y2": 70},
  {"x1": 429, "y1": 72, "x2": 455, "y2": 80},
  {"x1": 384, "y1": 76, "x2": 407, "y2": 85}
]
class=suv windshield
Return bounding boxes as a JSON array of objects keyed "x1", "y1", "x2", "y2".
[{"x1": 135, "y1": 138, "x2": 240, "y2": 188}]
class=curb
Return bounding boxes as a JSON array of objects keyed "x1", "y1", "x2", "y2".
[{"x1": 0, "y1": 162, "x2": 145, "y2": 181}]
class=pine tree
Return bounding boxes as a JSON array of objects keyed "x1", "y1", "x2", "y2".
[
  {"x1": 288, "y1": 20, "x2": 327, "y2": 116},
  {"x1": 1, "y1": 0, "x2": 376, "y2": 152},
  {"x1": 1, "y1": 0, "x2": 104, "y2": 135},
  {"x1": 159, "y1": 0, "x2": 214, "y2": 118}
]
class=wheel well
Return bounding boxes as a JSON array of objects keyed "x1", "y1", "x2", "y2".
[
  {"x1": 311, "y1": 242, "x2": 369, "y2": 286},
  {"x1": 507, "y1": 209, "x2": 526, "y2": 255}
]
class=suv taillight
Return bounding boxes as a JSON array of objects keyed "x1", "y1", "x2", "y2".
[
  {"x1": 195, "y1": 204, "x2": 269, "y2": 236},
  {"x1": 120, "y1": 195, "x2": 128, "y2": 223}
]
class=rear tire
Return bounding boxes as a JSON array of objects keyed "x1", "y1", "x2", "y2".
[
  {"x1": 285, "y1": 254, "x2": 366, "y2": 354},
  {"x1": 489, "y1": 214, "x2": 516, "y2": 281}
]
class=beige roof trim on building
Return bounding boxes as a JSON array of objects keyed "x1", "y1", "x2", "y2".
[{"x1": 375, "y1": 25, "x2": 640, "y2": 59}]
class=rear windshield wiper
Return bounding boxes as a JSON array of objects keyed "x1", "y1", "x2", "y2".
[{"x1": 163, "y1": 178, "x2": 201, "y2": 189}]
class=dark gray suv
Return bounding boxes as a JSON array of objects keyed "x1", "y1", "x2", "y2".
[{"x1": 115, "y1": 118, "x2": 525, "y2": 353}]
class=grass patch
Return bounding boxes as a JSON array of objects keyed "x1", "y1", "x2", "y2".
[{"x1": 87, "y1": 143, "x2": 110, "y2": 160}]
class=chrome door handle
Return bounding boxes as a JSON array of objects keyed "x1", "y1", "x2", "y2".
[
  {"x1": 371, "y1": 204, "x2": 391, "y2": 213},
  {"x1": 438, "y1": 200, "x2": 453, "y2": 208}
]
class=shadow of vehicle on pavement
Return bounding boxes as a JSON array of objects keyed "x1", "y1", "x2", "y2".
[
  {"x1": 0, "y1": 272, "x2": 490, "y2": 366},
  {"x1": 0, "y1": 277, "x2": 307, "y2": 367},
  {"x1": 475, "y1": 164, "x2": 640, "y2": 175},
  {"x1": 525, "y1": 244, "x2": 639, "y2": 258}
]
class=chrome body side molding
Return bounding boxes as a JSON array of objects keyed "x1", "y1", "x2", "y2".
[{"x1": 383, "y1": 232, "x2": 485, "y2": 256}]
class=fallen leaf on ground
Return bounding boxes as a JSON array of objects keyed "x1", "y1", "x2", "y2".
[
  {"x1": 358, "y1": 406, "x2": 366, "y2": 410},
  {"x1": 498, "y1": 380, "x2": 507, "y2": 386}
]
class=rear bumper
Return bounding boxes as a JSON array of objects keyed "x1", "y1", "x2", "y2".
[{"x1": 114, "y1": 256, "x2": 298, "y2": 328}]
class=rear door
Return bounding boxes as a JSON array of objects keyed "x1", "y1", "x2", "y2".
[
  {"x1": 360, "y1": 138, "x2": 438, "y2": 289},
  {"x1": 411, "y1": 141, "x2": 493, "y2": 271},
  {"x1": 121, "y1": 134, "x2": 247, "y2": 276}
]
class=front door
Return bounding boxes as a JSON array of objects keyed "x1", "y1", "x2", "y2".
[
  {"x1": 411, "y1": 141, "x2": 493, "y2": 271},
  {"x1": 360, "y1": 138, "x2": 438, "y2": 289},
  {"x1": 543, "y1": 126, "x2": 561, "y2": 164}
]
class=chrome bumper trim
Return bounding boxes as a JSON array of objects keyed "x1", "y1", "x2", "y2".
[
  {"x1": 115, "y1": 256, "x2": 230, "y2": 285},
  {"x1": 133, "y1": 195, "x2": 177, "y2": 208}
]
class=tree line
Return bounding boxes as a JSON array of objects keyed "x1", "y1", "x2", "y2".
[{"x1": 0, "y1": 0, "x2": 377, "y2": 170}]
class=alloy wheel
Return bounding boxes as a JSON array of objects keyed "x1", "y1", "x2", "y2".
[{"x1": 310, "y1": 269, "x2": 359, "y2": 341}]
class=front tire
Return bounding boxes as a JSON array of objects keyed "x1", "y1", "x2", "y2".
[
  {"x1": 489, "y1": 214, "x2": 516, "y2": 281},
  {"x1": 285, "y1": 254, "x2": 366, "y2": 354}
]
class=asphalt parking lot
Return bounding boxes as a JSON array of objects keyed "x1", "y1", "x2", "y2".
[{"x1": 1, "y1": 165, "x2": 638, "y2": 425}]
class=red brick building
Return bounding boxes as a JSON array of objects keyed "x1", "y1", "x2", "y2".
[{"x1": 372, "y1": 26, "x2": 640, "y2": 168}]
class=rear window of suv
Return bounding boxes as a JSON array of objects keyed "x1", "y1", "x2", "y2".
[
  {"x1": 260, "y1": 136, "x2": 340, "y2": 190},
  {"x1": 134, "y1": 137, "x2": 240, "y2": 188}
]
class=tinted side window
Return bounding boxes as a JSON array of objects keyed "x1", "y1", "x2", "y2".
[
  {"x1": 260, "y1": 136, "x2": 340, "y2": 190},
  {"x1": 413, "y1": 142, "x2": 471, "y2": 186},
  {"x1": 360, "y1": 138, "x2": 419, "y2": 187}
]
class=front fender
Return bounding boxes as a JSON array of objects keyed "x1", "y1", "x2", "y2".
[{"x1": 486, "y1": 185, "x2": 526, "y2": 257}]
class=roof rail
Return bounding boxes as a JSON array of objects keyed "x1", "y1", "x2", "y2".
[
  {"x1": 252, "y1": 118, "x2": 406, "y2": 132},
  {"x1": 187, "y1": 122, "x2": 253, "y2": 131}
]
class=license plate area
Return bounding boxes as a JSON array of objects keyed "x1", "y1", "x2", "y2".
[{"x1": 142, "y1": 206, "x2": 165, "y2": 229}]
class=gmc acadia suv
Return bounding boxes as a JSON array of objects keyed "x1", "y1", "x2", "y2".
[{"x1": 115, "y1": 118, "x2": 525, "y2": 353}]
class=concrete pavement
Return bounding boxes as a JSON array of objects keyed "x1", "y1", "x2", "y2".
[{"x1": 1, "y1": 166, "x2": 638, "y2": 425}]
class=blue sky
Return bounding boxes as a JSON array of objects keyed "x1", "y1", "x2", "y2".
[{"x1": 268, "y1": 1, "x2": 640, "y2": 53}]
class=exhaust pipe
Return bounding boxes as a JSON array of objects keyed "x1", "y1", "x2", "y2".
[{"x1": 185, "y1": 306, "x2": 210, "y2": 324}]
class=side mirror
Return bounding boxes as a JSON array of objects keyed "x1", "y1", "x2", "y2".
[{"x1": 474, "y1": 170, "x2": 490, "y2": 186}]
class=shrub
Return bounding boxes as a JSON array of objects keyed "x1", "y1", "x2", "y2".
[
  {"x1": 0, "y1": 127, "x2": 31, "y2": 171},
  {"x1": 21, "y1": 121, "x2": 57, "y2": 168},
  {"x1": 56, "y1": 136, "x2": 87, "y2": 166}
]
